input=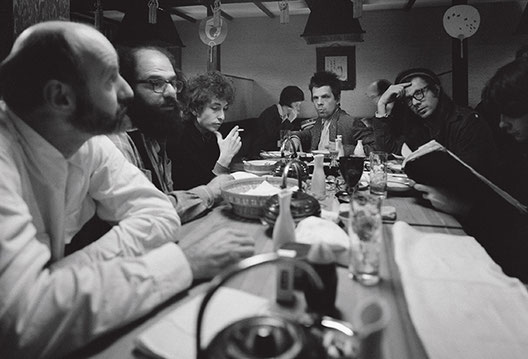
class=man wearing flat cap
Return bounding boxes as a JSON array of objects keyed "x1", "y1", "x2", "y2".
[
  {"x1": 372, "y1": 67, "x2": 498, "y2": 177},
  {"x1": 253, "y1": 85, "x2": 305, "y2": 153}
]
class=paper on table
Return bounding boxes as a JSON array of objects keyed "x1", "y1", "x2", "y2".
[
  {"x1": 295, "y1": 216, "x2": 349, "y2": 266},
  {"x1": 135, "y1": 287, "x2": 269, "y2": 359},
  {"x1": 393, "y1": 221, "x2": 528, "y2": 359},
  {"x1": 230, "y1": 171, "x2": 258, "y2": 180}
]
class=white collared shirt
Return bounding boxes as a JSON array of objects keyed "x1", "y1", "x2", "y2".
[
  {"x1": 0, "y1": 105, "x2": 192, "y2": 358},
  {"x1": 318, "y1": 118, "x2": 332, "y2": 150}
]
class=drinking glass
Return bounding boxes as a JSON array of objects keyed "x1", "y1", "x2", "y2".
[
  {"x1": 348, "y1": 191, "x2": 383, "y2": 286},
  {"x1": 369, "y1": 151, "x2": 388, "y2": 199},
  {"x1": 338, "y1": 155, "x2": 365, "y2": 193}
]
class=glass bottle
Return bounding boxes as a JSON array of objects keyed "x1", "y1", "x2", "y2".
[
  {"x1": 336, "y1": 135, "x2": 345, "y2": 158},
  {"x1": 311, "y1": 153, "x2": 326, "y2": 200},
  {"x1": 354, "y1": 139, "x2": 366, "y2": 157},
  {"x1": 272, "y1": 189, "x2": 296, "y2": 251}
]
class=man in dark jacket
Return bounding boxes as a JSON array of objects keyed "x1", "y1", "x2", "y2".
[
  {"x1": 413, "y1": 60, "x2": 528, "y2": 282},
  {"x1": 372, "y1": 68, "x2": 498, "y2": 177},
  {"x1": 290, "y1": 71, "x2": 375, "y2": 155}
]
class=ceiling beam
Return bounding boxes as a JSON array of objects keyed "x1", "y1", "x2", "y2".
[
  {"x1": 220, "y1": 10, "x2": 234, "y2": 21},
  {"x1": 253, "y1": 1, "x2": 275, "y2": 18},
  {"x1": 163, "y1": 7, "x2": 197, "y2": 22},
  {"x1": 404, "y1": 0, "x2": 417, "y2": 10}
]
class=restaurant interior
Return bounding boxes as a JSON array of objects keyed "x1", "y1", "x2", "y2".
[
  {"x1": 2, "y1": 1, "x2": 528, "y2": 359},
  {"x1": 3, "y1": 0, "x2": 527, "y2": 122}
]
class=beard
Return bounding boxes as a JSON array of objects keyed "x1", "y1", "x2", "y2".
[
  {"x1": 69, "y1": 87, "x2": 132, "y2": 136},
  {"x1": 126, "y1": 95, "x2": 182, "y2": 140}
]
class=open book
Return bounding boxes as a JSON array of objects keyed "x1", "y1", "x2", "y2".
[{"x1": 402, "y1": 140, "x2": 527, "y2": 215}]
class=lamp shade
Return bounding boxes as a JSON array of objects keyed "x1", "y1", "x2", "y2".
[{"x1": 116, "y1": 0, "x2": 184, "y2": 47}]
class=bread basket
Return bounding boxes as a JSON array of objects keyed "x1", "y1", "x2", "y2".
[{"x1": 221, "y1": 176, "x2": 298, "y2": 219}]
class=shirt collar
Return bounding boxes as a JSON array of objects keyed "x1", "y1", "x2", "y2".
[{"x1": 276, "y1": 104, "x2": 288, "y2": 122}]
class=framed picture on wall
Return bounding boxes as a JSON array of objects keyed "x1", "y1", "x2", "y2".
[{"x1": 316, "y1": 46, "x2": 356, "y2": 90}]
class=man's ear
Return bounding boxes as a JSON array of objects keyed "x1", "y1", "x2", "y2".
[
  {"x1": 42, "y1": 80, "x2": 76, "y2": 113},
  {"x1": 431, "y1": 84, "x2": 441, "y2": 97}
]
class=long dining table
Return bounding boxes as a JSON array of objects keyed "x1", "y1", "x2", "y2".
[{"x1": 74, "y1": 187, "x2": 466, "y2": 359}]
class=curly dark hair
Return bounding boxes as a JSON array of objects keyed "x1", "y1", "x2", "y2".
[
  {"x1": 184, "y1": 71, "x2": 235, "y2": 120},
  {"x1": 117, "y1": 44, "x2": 185, "y2": 90},
  {"x1": 482, "y1": 58, "x2": 528, "y2": 118},
  {"x1": 308, "y1": 71, "x2": 342, "y2": 101}
]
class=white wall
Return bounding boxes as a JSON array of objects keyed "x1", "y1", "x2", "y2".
[{"x1": 176, "y1": 1, "x2": 528, "y2": 121}]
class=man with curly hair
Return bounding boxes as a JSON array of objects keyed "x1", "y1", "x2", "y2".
[{"x1": 169, "y1": 71, "x2": 241, "y2": 189}]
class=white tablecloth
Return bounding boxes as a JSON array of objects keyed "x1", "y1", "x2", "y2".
[{"x1": 393, "y1": 221, "x2": 528, "y2": 359}]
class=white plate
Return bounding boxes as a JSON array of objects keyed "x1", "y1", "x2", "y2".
[
  {"x1": 245, "y1": 160, "x2": 277, "y2": 166},
  {"x1": 260, "y1": 151, "x2": 285, "y2": 159}
]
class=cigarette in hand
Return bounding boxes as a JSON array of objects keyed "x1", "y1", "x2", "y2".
[{"x1": 237, "y1": 129, "x2": 245, "y2": 133}]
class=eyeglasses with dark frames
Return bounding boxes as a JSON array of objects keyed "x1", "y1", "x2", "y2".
[
  {"x1": 404, "y1": 86, "x2": 429, "y2": 105},
  {"x1": 136, "y1": 78, "x2": 184, "y2": 94}
]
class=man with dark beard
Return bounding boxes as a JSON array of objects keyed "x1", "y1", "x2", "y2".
[{"x1": 109, "y1": 45, "x2": 233, "y2": 223}]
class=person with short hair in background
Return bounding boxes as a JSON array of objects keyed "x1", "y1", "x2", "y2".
[
  {"x1": 253, "y1": 85, "x2": 305, "y2": 153},
  {"x1": 362, "y1": 78, "x2": 392, "y2": 128}
]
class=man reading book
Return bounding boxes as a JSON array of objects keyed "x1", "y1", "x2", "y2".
[
  {"x1": 413, "y1": 59, "x2": 528, "y2": 283},
  {"x1": 372, "y1": 67, "x2": 498, "y2": 179}
]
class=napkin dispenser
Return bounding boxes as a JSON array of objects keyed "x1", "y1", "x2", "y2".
[{"x1": 195, "y1": 253, "x2": 357, "y2": 359}]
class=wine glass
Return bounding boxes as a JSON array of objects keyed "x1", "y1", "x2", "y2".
[{"x1": 336, "y1": 156, "x2": 365, "y2": 202}]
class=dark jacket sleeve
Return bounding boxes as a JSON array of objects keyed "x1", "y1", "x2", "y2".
[
  {"x1": 371, "y1": 115, "x2": 405, "y2": 155},
  {"x1": 446, "y1": 113, "x2": 499, "y2": 180},
  {"x1": 351, "y1": 118, "x2": 376, "y2": 155},
  {"x1": 253, "y1": 106, "x2": 280, "y2": 152},
  {"x1": 460, "y1": 197, "x2": 528, "y2": 283}
]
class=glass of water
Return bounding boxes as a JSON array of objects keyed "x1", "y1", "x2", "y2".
[
  {"x1": 369, "y1": 151, "x2": 388, "y2": 199},
  {"x1": 348, "y1": 191, "x2": 383, "y2": 286}
]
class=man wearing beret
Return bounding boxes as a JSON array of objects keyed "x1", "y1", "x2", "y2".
[{"x1": 372, "y1": 67, "x2": 498, "y2": 177}]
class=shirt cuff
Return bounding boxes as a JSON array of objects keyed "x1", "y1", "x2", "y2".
[
  {"x1": 213, "y1": 162, "x2": 230, "y2": 176},
  {"x1": 374, "y1": 111, "x2": 390, "y2": 119},
  {"x1": 189, "y1": 185, "x2": 215, "y2": 208},
  {"x1": 143, "y1": 243, "x2": 193, "y2": 297}
]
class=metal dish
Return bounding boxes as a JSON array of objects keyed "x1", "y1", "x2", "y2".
[
  {"x1": 243, "y1": 160, "x2": 277, "y2": 175},
  {"x1": 221, "y1": 176, "x2": 298, "y2": 219}
]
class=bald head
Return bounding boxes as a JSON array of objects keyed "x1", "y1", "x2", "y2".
[
  {"x1": 0, "y1": 21, "x2": 115, "y2": 115},
  {"x1": 366, "y1": 79, "x2": 391, "y2": 105}
]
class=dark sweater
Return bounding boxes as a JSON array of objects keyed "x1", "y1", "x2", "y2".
[{"x1": 168, "y1": 120, "x2": 219, "y2": 190}]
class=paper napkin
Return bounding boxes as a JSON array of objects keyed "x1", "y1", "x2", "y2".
[{"x1": 135, "y1": 287, "x2": 269, "y2": 359}]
